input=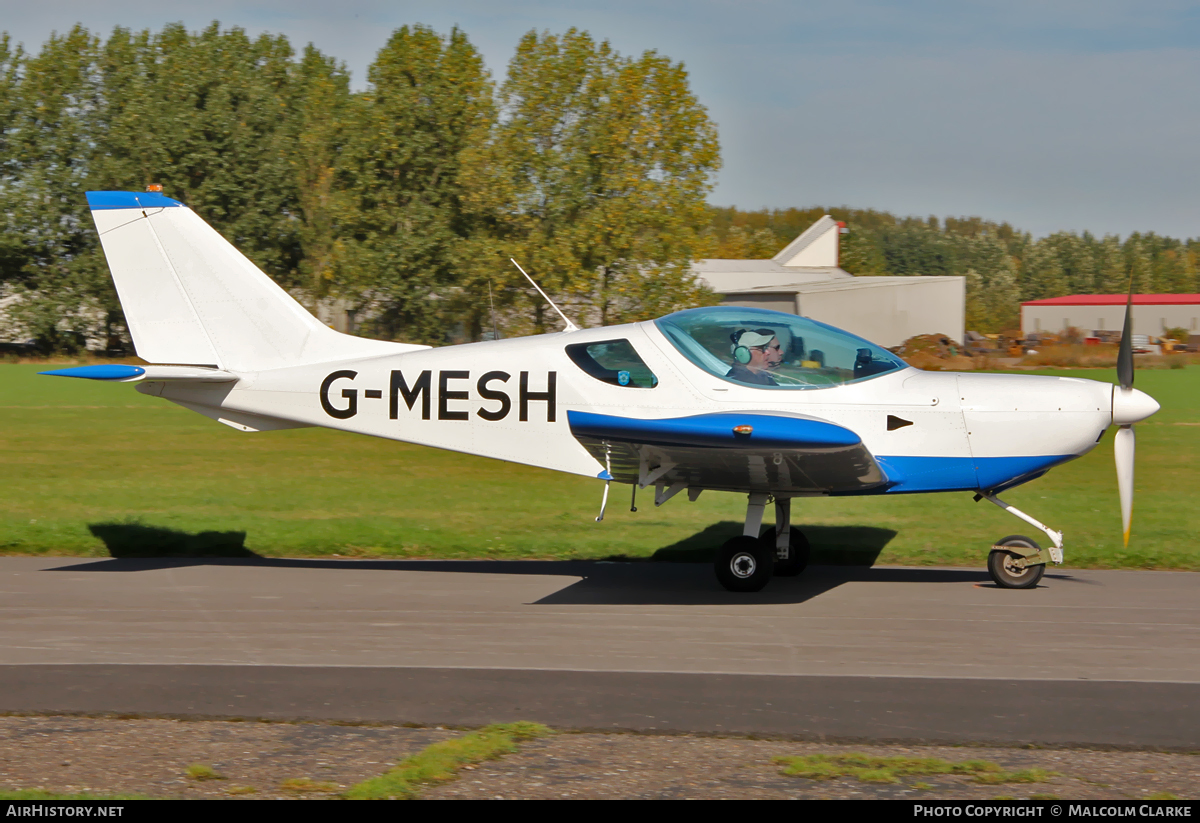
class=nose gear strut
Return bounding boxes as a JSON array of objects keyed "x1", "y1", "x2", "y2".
[{"x1": 975, "y1": 492, "x2": 1064, "y2": 588}]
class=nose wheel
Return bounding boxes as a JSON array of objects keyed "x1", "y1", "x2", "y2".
[
  {"x1": 977, "y1": 494, "x2": 1063, "y2": 589},
  {"x1": 987, "y1": 535, "x2": 1045, "y2": 589}
]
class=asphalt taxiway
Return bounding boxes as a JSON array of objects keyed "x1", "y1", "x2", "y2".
[{"x1": 0, "y1": 557, "x2": 1195, "y2": 747}]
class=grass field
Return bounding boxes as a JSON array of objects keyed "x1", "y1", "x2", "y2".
[{"x1": 1, "y1": 363, "x2": 1196, "y2": 569}]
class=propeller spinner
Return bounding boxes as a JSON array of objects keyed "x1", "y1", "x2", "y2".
[{"x1": 1111, "y1": 287, "x2": 1162, "y2": 546}]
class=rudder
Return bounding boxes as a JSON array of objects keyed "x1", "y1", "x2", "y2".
[{"x1": 87, "y1": 191, "x2": 424, "y2": 371}]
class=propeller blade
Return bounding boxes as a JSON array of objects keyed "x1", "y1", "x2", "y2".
[
  {"x1": 1114, "y1": 424, "x2": 1135, "y2": 547},
  {"x1": 1117, "y1": 279, "x2": 1134, "y2": 390}
]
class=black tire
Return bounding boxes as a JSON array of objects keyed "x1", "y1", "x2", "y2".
[
  {"x1": 715, "y1": 535, "x2": 775, "y2": 592},
  {"x1": 759, "y1": 526, "x2": 810, "y2": 577},
  {"x1": 987, "y1": 535, "x2": 1045, "y2": 589}
]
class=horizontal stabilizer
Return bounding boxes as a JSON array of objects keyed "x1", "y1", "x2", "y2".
[{"x1": 40, "y1": 365, "x2": 238, "y2": 383}]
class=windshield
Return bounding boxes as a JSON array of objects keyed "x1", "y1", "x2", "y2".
[{"x1": 654, "y1": 306, "x2": 907, "y2": 389}]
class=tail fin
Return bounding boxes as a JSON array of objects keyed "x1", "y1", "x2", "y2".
[{"x1": 86, "y1": 191, "x2": 426, "y2": 371}]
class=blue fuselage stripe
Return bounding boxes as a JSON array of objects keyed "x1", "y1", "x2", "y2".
[
  {"x1": 568, "y1": 411, "x2": 1076, "y2": 494},
  {"x1": 869, "y1": 454, "x2": 1077, "y2": 494}
]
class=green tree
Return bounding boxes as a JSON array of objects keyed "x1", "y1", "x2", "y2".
[
  {"x1": 964, "y1": 257, "x2": 1019, "y2": 332},
  {"x1": 95, "y1": 23, "x2": 305, "y2": 283},
  {"x1": 1155, "y1": 245, "x2": 1188, "y2": 293},
  {"x1": 958, "y1": 235, "x2": 1019, "y2": 331},
  {"x1": 1182, "y1": 246, "x2": 1198, "y2": 293},
  {"x1": 0, "y1": 22, "x2": 359, "y2": 351},
  {"x1": 701, "y1": 224, "x2": 780, "y2": 259},
  {"x1": 0, "y1": 34, "x2": 27, "y2": 297},
  {"x1": 1042, "y1": 232, "x2": 1095, "y2": 295},
  {"x1": 462, "y1": 29, "x2": 720, "y2": 333},
  {"x1": 2, "y1": 26, "x2": 110, "y2": 351},
  {"x1": 1019, "y1": 240, "x2": 1067, "y2": 301},
  {"x1": 289, "y1": 45, "x2": 352, "y2": 306},
  {"x1": 1094, "y1": 235, "x2": 1127, "y2": 294},
  {"x1": 331, "y1": 25, "x2": 494, "y2": 343},
  {"x1": 1125, "y1": 234, "x2": 1153, "y2": 294},
  {"x1": 837, "y1": 228, "x2": 888, "y2": 275},
  {"x1": 876, "y1": 223, "x2": 957, "y2": 277}
]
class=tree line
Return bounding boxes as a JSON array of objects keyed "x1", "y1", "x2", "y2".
[
  {"x1": 0, "y1": 22, "x2": 720, "y2": 351},
  {"x1": 707, "y1": 207, "x2": 1200, "y2": 333},
  {"x1": 3, "y1": 22, "x2": 1195, "y2": 352}
]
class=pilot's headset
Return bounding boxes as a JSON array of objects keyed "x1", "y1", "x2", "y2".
[
  {"x1": 730, "y1": 329, "x2": 751, "y2": 364},
  {"x1": 730, "y1": 328, "x2": 775, "y2": 364}
]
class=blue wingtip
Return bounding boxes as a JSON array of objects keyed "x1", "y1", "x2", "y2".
[
  {"x1": 39, "y1": 365, "x2": 146, "y2": 380},
  {"x1": 86, "y1": 191, "x2": 184, "y2": 210},
  {"x1": 597, "y1": 470, "x2": 614, "y2": 480}
]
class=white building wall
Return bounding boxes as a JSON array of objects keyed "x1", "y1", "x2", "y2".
[
  {"x1": 701, "y1": 215, "x2": 965, "y2": 349},
  {"x1": 780, "y1": 227, "x2": 839, "y2": 267},
  {"x1": 722, "y1": 277, "x2": 965, "y2": 349},
  {"x1": 1021, "y1": 304, "x2": 1200, "y2": 336},
  {"x1": 771, "y1": 215, "x2": 841, "y2": 268},
  {"x1": 794, "y1": 279, "x2": 965, "y2": 349}
]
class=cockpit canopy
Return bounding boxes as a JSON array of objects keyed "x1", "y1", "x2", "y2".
[{"x1": 654, "y1": 306, "x2": 908, "y2": 389}]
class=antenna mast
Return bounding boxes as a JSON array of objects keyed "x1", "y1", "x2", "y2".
[
  {"x1": 510, "y1": 259, "x2": 579, "y2": 333},
  {"x1": 487, "y1": 278, "x2": 499, "y2": 340}
]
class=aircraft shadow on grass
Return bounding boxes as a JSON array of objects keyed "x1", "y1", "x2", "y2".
[
  {"x1": 49, "y1": 520, "x2": 1049, "y2": 605},
  {"x1": 86, "y1": 523, "x2": 256, "y2": 559}
]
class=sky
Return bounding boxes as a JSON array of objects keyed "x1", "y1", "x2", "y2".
[{"x1": 6, "y1": 1, "x2": 1200, "y2": 239}]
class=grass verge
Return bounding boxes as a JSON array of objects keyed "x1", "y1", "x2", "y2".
[
  {"x1": 185, "y1": 763, "x2": 224, "y2": 781},
  {"x1": 344, "y1": 722, "x2": 553, "y2": 800},
  {"x1": 773, "y1": 753, "x2": 1056, "y2": 785}
]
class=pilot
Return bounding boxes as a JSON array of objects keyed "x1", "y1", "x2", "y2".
[{"x1": 728, "y1": 328, "x2": 783, "y2": 386}]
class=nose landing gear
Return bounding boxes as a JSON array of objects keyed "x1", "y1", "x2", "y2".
[
  {"x1": 977, "y1": 493, "x2": 1063, "y2": 589},
  {"x1": 987, "y1": 535, "x2": 1046, "y2": 589}
]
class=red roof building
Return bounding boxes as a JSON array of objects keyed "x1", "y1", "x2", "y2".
[
  {"x1": 1020, "y1": 294, "x2": 1200, "y2": 336},
  {"x1": 1022, "y1": 294, "x2": 1200, "y2": 307}
]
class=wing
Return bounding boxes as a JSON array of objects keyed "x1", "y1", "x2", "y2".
[{"x1": 567, "y1": 411, "x2": 887, "y2": 495}]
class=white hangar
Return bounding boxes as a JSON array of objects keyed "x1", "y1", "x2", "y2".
[{"x1": 692, "y1": 216, "x2": 965, "y2": 348}]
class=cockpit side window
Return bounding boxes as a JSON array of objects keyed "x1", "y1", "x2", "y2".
[
  {"x1": 566, "y1": 339, "x2": 658, "y2": 388},
  {"x1": 654, "y1": 307, "x2": 906, "y2": 390}
]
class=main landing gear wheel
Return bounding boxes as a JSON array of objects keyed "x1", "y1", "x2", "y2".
[
  {"x1": 759, "y1": 527, "x2": 810, "y2": 577},
  {"x1": 715, "y1": 535, "x2": 774, "y2": 592},
  {"x1": 987, "y1": 535, "x2": 1045, "y2": 589}
]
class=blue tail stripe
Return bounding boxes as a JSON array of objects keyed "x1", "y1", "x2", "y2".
[{"x1": 85, "y1": 191, "x2": 184, "y2": 210}]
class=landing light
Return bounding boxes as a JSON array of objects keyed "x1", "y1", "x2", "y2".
[{"x1": 733, "y1": 425, "x2": 753, "y2": 435}]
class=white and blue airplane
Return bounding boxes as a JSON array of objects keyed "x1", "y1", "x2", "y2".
[{"x1": 43, "y1": 190, "x2": 1161, "y2": 591}]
